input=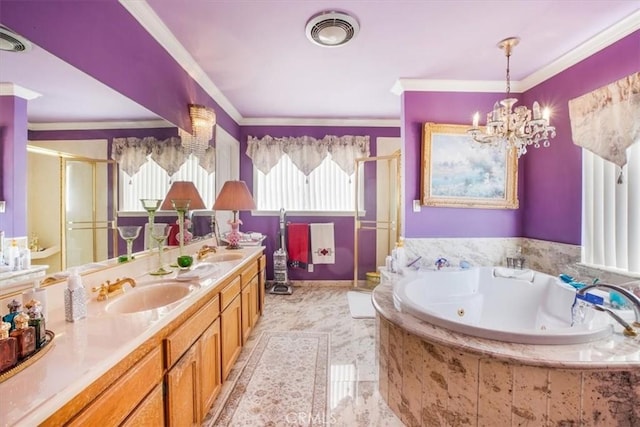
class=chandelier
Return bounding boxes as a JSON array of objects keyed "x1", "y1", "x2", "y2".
[
  {"x1": 179, "y1": 104, "x2": 215, "y2": 157},
  {"x1": 467, "y1": 37, "x2": 556, "y2": 158}
]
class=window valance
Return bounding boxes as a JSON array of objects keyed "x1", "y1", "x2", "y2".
[
  {"x1": 246, "y1": 135, "x2": 370, "y2": 176},
  {"x1": 111, "y1": 136, "x2": 215, "y2": 177},
  {"x1": 569, "y1": 72, "x2": 640, "y2": 181}
]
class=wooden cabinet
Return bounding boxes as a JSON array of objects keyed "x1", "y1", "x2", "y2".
[
  {"x1": 166, "y1": 344, "x2": 199, "y2": 427},
  {"x1": 43, "y1": 250, "x2": 264, "y2": 426},
  {"x1": 199, "y1": 318, "x2": 222, "y2": 416},
  {"x1": 67, "y1": 347, "x2": 163, "y2": 426},
  {"x1": 221, "y1": 294, "x2": 242, "y2": 381},
  {"x1": 122, "y1": 383, "x2": 165, "y2": 427}
]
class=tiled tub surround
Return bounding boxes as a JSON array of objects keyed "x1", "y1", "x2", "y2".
[
  {"x1": 0, "y1": 242, "x2": 261, "y2": 426},
  {"x1": 373, "y1": 282, "x2": 640, "y2": 427},
  {"x1": 404, "y1": 237, "x2": 637, "y2": 285}
]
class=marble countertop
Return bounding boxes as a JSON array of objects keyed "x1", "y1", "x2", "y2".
[
  {"x1": 372, "y1": 281, "x2": 640, "y2": 369},
  {"x1": 0, "y1": 247, "x2": 263, "y2": 427}
]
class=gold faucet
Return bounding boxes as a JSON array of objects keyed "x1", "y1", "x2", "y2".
[
  {"x1": 197, "y1": 244, "x2": 217, "y2": 261},
  {"x1": 92, "y1": 277, "x2": 136, "y2": 301}
]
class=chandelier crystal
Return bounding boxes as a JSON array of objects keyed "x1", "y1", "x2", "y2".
[
  {"x1": 467, "y1": 37, "x2": 556, "y2": 158},
  {"x1": 179, "y1": 104, "x2": 215, "y2": 157}
]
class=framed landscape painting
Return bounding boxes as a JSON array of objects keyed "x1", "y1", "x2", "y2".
[{"x1": 421, "y1": 123, "x2": 518, "y2": 209}]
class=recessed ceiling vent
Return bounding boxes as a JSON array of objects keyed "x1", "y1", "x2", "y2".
[
  {"x1": 0, "y1": 26, "x2": 32, "y2": 52},
  {"x1": 305, "y1": 11, "x2": 359, "y2": 48}
]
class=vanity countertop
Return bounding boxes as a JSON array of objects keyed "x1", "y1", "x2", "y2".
[
  {"x1": 0, "y1": 246, "x2": 263, "y2": 427},
  {"x1": 372, "y1": 279, "x2": 640, "y2": 369},
  {"x1": 0, "y1": 265, "x2": 48, "y2": 288}
]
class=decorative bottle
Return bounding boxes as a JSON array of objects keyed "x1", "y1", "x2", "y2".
[
  {"x1": 64, "y1": 269, "x2": 87, "y2": 322},
  {"x1": 2, "y1": 299, "x2": 22, "y2": 331},
  {"x1": 9, "y1": 312, "x2": 36, "y2": 359},
  {"x1": 0, "y1": 321, "x2": 17, "y2": 372},
  {"x1": 25, "y1": 299, "x2": 46, "y2": 348}
]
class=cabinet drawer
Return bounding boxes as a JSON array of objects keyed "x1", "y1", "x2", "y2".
[
  {"x1": 220, "y1": 276, "x2": 241, "y2": 310},
  {"x1": 240, "y1": 262, "x2": 259, "y2": 288},
  {"x1": 68, "y1": 346, "x2": 163, "y2": 426},
  {"x1": 165, "y1": 295, "x2": 220, "y2": 367}
]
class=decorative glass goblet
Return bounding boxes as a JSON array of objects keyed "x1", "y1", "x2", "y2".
[
  {"x1": 149, "y1": 228, "x2": 171, "y2": 276},
  {"x1": 140, "y1": 199, "x2": 162, "y2": 249},
  {"x1": 117, "y1": 225, "x2": 142, "y2": 262}
]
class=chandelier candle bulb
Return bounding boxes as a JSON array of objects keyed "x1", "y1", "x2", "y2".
[{"x1": 472, "y1": 112, "x2": 479, "y2": 128}]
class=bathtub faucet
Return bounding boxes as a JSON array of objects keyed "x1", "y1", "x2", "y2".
[{"x1": 577, "y1": 283, "x2": 640, "y2": 336}]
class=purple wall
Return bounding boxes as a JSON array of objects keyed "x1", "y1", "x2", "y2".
[
  {"x1": 0, "y1": 96, "x2": 28, "y2": 236},
  {"x1": 239, "y1": 125, "x2": 400, "y2": 281},
  {"x1": 402, "y1": 91, "x2": 524, "y2": 238},
  {"x1": 521, "y1": 30, "x2": 640, "y2": 244},
  {"x1": 0, "y1": 1, "x2": 240, "y2": 141}
]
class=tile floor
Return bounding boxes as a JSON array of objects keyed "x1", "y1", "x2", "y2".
[{"x1": 205, "y1": 286, "x2": 403, "y2": 426}]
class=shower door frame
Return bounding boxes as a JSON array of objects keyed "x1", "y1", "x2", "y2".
[{"x1": 353, "y1": 150, "x2": 401, "y2": 288}]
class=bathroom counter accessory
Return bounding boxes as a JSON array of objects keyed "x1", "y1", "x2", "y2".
[{"x1": 0, "y1": 329, "x2": 54, "y2": 383}]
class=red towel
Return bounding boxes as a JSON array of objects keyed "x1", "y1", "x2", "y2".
[{"x1": 287, "y1": 223, "x2": 309, "y2": 269}]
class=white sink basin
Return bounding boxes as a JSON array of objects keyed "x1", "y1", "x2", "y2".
[
  {"x1": 204, "y1": 252, "x2": 244, "y2": 262},
  {"x1": 105, "y1": 281, "x2": 196, "y2": 314}
]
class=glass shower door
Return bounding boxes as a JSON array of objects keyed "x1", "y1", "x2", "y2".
[{"x1": 63, "y1": 158, "x2": 115, "y2": 269}]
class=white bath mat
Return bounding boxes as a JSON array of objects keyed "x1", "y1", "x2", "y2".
[{"x1": 347, "y1": 291, "x2": 375, "y2": 319}]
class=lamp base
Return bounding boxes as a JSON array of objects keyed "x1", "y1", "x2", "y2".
[{"x1": 226, "y1": 220, "x2": 243, "y2": 250}]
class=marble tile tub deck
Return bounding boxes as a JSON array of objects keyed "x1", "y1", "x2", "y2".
[{"x1": 204, "y1": 286, "x2": 403, "y2": 427}]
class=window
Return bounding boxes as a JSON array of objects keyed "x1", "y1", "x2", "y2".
[
  {"x1": 119, "y1": 154, "x2": 215, "y2": 211},
  {"x1": 254, "y1": 154, "x2": 360, "y2": 212},
  {"x1": 582, "y1": 142, "x2": 639, "y2": 274}
]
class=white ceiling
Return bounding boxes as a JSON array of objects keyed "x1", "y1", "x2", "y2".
[{"x1": 1, "y1": 1, "x2": 639, "y2": 127}]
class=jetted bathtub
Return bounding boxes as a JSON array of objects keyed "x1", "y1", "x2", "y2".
[{"x1": 392, "y1": 267, "x2": 626, "y2": 345}]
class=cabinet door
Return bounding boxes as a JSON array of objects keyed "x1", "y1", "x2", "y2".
[
  {"x1": 258, "y1": 255, "x2": 266, "y2": 314},
  {"x1": 166, "y1": 345, "x2": 199, "y2": 427},
  {"x1": 221, "y1": 294, "x2": 242, "y2": 381},
  {"x1": 122, "y1": 383, "x2": 165, "y2": 427},
  {"x1": 250, "y1": 277, "x2": 260, "y2": 326},
  {"x1": 241, "y1": 284, "x2": 252, "y2": 344},
  {"x1": 199, "y1": 319, "x2": 222, "y2": 417}
]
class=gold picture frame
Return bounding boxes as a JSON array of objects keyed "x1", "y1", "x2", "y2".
[{"x1": 421, "y1": 122, "x2": 519, "y2": 209}]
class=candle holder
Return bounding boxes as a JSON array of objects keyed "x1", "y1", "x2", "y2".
[{"x1": 171, "y1": 199, "x2": 193, "y2": 268}]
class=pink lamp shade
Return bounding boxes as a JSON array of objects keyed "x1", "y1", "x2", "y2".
[
  {"x1": 212, "y1": 180, "x2": 256, "y2": 212},
  {"x1": 160, "y1": 181, "x2": 206, "y2": 211}
]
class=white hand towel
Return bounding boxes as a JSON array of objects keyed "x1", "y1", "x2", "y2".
[{"x1": 310, "y1": 223, "x2": 335, "y2": 264}]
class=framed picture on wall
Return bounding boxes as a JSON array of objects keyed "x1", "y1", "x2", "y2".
[{"x1": 421, "y1": 122, "x2": 519, "y2": 209}]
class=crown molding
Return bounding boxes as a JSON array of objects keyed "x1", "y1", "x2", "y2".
[
  {"x1": 119, "y1": 0, "x2": 243, "y2": 123},
  {"x1": 28, "y1": 119, "x2": 173, "y2": 131},
  {"x1": 0, "y1": 83, "x2": 41, "y2": 100},
  {"x1": 240, "y1": 117, "x2": 400, "y2": 127},
  {"x1": 519, "y1": 9, "x2": 640, "y2": 91},
  {"x1": 390, "y1": 79, "x2": 522, "y2": 95}
]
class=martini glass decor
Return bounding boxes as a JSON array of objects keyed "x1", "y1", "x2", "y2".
[
  {"x1": 140, "y1": 199, "x2": 162, "y2": 249},
  {"x1": 117, "y1": 225, "x2": 142, "y2": 262},
  {"x1": 149, "y1": 228, "x2": 171, "y2": 276}
]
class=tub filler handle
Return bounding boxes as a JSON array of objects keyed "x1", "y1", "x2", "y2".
[{"x1": 577, "y1": 283, "x2": 640, "y2": 337}]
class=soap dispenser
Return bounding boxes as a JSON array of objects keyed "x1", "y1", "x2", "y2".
[{"x1": 64, "y1": 268, "x2": 87, "y2": 322}]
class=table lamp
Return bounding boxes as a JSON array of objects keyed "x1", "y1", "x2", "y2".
[
  {"x1": 161, "y1": 181, "x2": 206, "y2": 265},
  {"x1": 212, "y1": 180, "x2": 256, "y2": 250}
]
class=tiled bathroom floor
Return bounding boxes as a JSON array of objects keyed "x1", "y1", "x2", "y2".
[{"x1": 205, "y1": 286, "x2": 403, "y2": 427}]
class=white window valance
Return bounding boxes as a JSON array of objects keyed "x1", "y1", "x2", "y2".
[
  {"x1": 111, "y1": 136, "x2": 215, "y2": 177},
  {"x1": 569, "y1": 72, "x2": 640, "y2": 179},
  {"x1": 246, "y1": 134, "x2": 370, "y2": 176}
]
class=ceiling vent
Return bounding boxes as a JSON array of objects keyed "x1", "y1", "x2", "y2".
[
  {"x1": 0, "y1": 26, "x2": 32, "y2": 52},
  {"x1": 305, "y1": 11, "x2": 359, "y2": 48}
]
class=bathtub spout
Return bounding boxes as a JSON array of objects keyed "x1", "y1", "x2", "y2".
[{"x1": 577, "y1": 283, "x2": 640, "y2": 334}]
